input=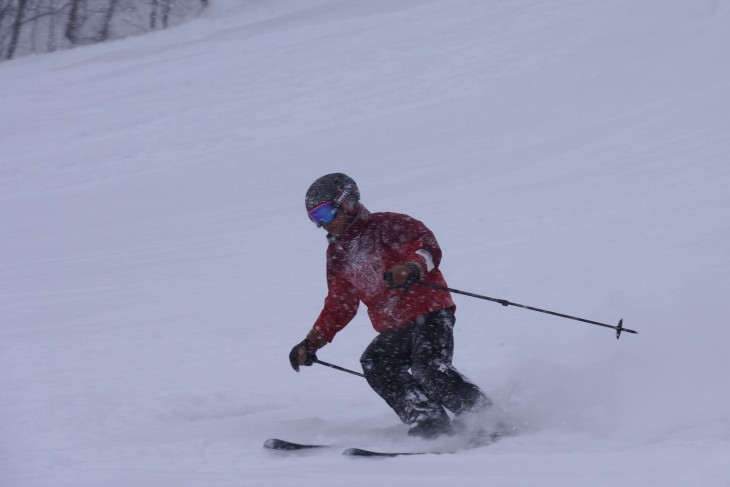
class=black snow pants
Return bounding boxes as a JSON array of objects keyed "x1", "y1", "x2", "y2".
[{"x1": 360, "y1": 308, "x2": 489, "y2": 425}]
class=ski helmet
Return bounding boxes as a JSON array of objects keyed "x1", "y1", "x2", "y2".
[{"x1": 305, "y1": 173, "x2": 360, "y2": 226}]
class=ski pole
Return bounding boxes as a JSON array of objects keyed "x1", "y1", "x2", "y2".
[
  {"x1": 314, "y1": 358, "x2": 365, "y2": 378},
  {"x1": 414, "y1": 281, "x2": 637, "y2": 339}
]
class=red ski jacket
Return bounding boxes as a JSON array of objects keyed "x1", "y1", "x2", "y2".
[{"x1": 312, "y1": 206, "x2": 455, "y2": 343}]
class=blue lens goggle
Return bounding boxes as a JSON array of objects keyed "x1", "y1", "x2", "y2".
[{"x1": 307, "y1": 200, "x2": 338, "y2": 227}]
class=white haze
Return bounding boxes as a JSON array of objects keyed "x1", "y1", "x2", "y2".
[{"x1": 1, "y1": 0, "x2": 729, "y2": 486}]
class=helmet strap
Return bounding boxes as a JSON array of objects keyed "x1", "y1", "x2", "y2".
[{"x1": 332, "y1": 183, "x2": 354, "y2": 208}]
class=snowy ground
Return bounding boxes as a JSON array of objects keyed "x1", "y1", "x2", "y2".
[{"x1": 2, "y1": 0, "x2": 730, "y2": 486}]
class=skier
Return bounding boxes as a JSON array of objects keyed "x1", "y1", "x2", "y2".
[{"x1": 289, "y1": 173, "x2": 490, "y2": 439}]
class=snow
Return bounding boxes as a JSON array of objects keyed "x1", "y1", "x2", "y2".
[{"x1": 1, "y1": 0, "x2": 729, "y2": 485}]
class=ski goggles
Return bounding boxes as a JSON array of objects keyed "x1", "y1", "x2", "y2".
[{"x1": 307, "y1": 200, "x2": 339, "y2": 227}]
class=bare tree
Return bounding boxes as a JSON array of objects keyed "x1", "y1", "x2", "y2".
[
  {"x1": 1, "y1": 0, "x2": 211, "y2": 61},
  {"x1": 160, "y1": 0, "x2": 171, "y2": 28},
  {"x1": 0, "y1": 0, "x2": 14, "y2": 29},
  {"x1": 64, "y1": 0, "x2": 82, "y2": 46},
  {"x1": 0, "y1": 0, "x2": 11, "y2": 26},
  {"x1": 97, "y1": 0, "x2": 119, "y2": 42},
  {"x1": 46, "y1": 0, "x2": 59, "y2": 52},
  {"x1": 5, "y1": 0, "x2": 28, "y2": 59},
  {"x1": 28, "y1": 0, "x2": 40, "y2": 52},
  {"x1": 150, "y1": 0, "x2": 159, "y2": 29}
]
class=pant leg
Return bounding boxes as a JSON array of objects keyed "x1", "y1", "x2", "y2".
[
  {"x1": 410, "y1": 309, "x2": 491, "y2": 415},
  {"x1": 360, "y1": 326, "x2": 448, "y2": 425}
]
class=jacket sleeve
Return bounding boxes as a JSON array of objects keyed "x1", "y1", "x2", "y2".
[
  {"x1": 311, "y1": 252, "x2": 360, "y2": 343},
  {"x1": 396, "y1": 215, "x2": 443, "y2": 274}
]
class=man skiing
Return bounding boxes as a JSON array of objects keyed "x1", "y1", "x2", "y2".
[{"x1": 289, "y1": 173, "x2": 490, "y2": 439}]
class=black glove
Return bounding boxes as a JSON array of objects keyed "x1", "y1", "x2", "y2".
[
  {"x1": 289, "y1": 338, "x2": 318, "y2": 372},
  {"x1": 384, "y1": 262, "x2": 421, "y2": 290}
]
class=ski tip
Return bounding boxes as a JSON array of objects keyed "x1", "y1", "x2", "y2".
[
  {"x1": 263, "y1": 438, "x2": 329, "y2": 451},
  {"x1": 263, "y1": 438, "x2": 279, "y2": 449}
]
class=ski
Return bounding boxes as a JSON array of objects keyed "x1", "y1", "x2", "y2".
[
  {"x1": 263, "y1": 438, "x2": 329, "y2": 451},
  {"x1": 342, "y1": 430, "x2": 503, "y2": 457},
  {"x1": 265, "y1": 429, "x2": 504, "y2": 456},
  {"x1": 342, "y1": 447, "x2": 438, "y2": 457}
]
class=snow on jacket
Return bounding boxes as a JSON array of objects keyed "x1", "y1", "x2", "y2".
[{"x1": 312, "y1": 206, "x2": 455, "y2": 343}]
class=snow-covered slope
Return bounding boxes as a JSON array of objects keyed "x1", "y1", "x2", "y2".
[{"x1": 1, "y1": 0, "x2": 729, "y2": 486}]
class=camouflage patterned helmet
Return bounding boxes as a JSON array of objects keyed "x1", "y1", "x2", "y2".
[
  {"x1": 305, "y1": 173, "x2": 360, "y2": 227},
  {"x1": 305, "y1": 173, "x2": 360, "y2": 211}
]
